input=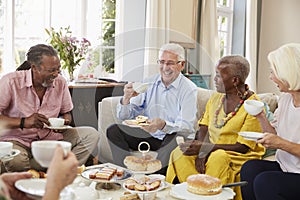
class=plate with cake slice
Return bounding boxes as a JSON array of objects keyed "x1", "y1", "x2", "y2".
[{"x1": 81, "y1": 163, "x2": 133, "y2": 183}]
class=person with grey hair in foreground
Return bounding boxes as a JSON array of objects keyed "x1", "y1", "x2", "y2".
[
  {"x1": 106, "y1": 43, "x2": 198, "y2": 174},
  {"x1": 0, "y1": 145, "x2": 78, "y2": 200},
  {"x1": 0, "y1": 44, "x2": 99, "y2": 172},
  {"x1": 241, "y1": 43, "x2": 300, "y2": 200}
]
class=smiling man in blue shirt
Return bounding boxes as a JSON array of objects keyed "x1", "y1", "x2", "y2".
[{"x1": 106, "y1": 43, "x2": 198, "y2": 173}]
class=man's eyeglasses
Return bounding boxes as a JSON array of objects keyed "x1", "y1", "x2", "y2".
[{"x1": 157, "y1": 60, "x2": 182, "y2": 66}]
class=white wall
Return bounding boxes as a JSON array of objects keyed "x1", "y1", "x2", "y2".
[{"x1": 258, "y1": 0, "x2": 300, "y2": 94}]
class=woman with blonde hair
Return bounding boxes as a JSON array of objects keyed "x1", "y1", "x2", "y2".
[{"x1": 241, "y1": 43, "x2": 300, "y2": 200}]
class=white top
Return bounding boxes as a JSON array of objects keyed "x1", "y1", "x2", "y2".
[{"x1": 271, "y1": 93, "x2": 300, "y2": 173}]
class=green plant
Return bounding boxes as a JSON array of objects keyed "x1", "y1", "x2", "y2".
[
  {"x1": 45, "y1": 26, "x2": 91, "y2": 80},
  {"x1": 101, "y1": 0, "x2": 115, "y2": 73}
]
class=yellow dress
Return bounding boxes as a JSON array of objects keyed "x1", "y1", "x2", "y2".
[{"x1": 166, "y1": 93, "x2": 265, "y2": 200}]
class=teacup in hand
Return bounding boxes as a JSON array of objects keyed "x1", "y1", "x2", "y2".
[
  {"x1": 244, "y1": 100, "x2": 264, "y2": 116},
  {"x1": 132, "y1": 82, "x2": 149, "y2": 94},
  {"x1": 31, "y1": 140, "x2": 71, "y2": 167},
  {"x1": 0, "y1": 142, "x2": 13, "y2": 158},
  {"x1": 48, "y1": 118, "x2": 65, "y2": 127}
]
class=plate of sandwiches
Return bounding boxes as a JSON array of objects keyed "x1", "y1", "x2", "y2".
[
  {"x1": 81, "y1": 163, "x2": 133, "y2": 183},
  {"x1": 122, "y1": 115, "x2": 150, "y2": 128}
]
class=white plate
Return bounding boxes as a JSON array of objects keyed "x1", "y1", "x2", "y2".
[
  {"x1": 45, "y1": 125, "x2": 73, "y2": 130},
  {"x1": 15, "y1": 179, "x2": 97, "y2": 200},
  {"x1": 238, "y1": 131, "x2": 264, "y2": 141},
  {"x1": 122, "y1": 120, "x2": 142, "y2": 128},
  {"x1": 15, "y1": 179, "x2": 46, "y2": 198},
  {"x1": 170, "y1": 182, "x2": 235, "y2": 200},
  {"x1": 122, "y1": 180, "x2": 166, "y2": 194},
  {"x1": 81, "y1": 163, "x2": 133, "y2": 183},
  {"x1": 0, "y1": 149, "x2": 20, "y2": 161}
]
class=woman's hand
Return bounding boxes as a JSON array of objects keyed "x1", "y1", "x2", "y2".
[
  {"x1": 179, "y1": 140, "x2": 202, "y2": 156},
  {"x1": 0, "y1": 172, "x2": 33, "y2": 200},
  {"x1": 257, "y1": 132, "x2": 283, "y2": 149},
  {"x1": 195, "y1": 155, "x2": 208, "y2": 174}
]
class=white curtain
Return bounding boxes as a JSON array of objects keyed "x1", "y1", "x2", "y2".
[
  {"x1": 245, "y1": 0, "x2": 258, "y2": 92},
  {"x1": 143, "y1": 0, "x2": 170, "y2": 78},
  {"x1": 199, "y1": 0, "x2": 219, "y2": 77}
]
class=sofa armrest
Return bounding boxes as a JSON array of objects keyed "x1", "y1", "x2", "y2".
[{"x1": 98, "y1": 96, "x2": 122, "y2": 163}]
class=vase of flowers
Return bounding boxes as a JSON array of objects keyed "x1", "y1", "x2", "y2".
[{"x1": 45, "y1": 26, "x2": 91, "y2": 81}]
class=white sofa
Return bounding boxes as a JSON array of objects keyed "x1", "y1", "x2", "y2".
[{"x1": 98, "y1": 87, "x2": 278, "y2": 163}]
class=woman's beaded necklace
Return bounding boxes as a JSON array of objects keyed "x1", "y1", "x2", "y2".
[{"x1": 214, "y1": 90, "x2": 249, "y2": 128}]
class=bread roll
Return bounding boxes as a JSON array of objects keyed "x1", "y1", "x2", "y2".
[{"x1": 186, "y1": 174, "x2": 222, "y2": 195}]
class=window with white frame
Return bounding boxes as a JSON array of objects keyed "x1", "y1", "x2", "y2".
[
  {"x1": 217, "y1": 0, "x2": 234, "y2": 57},
  {"x1": 0, "y1": 0, "x2": 116, "y2": 76}
]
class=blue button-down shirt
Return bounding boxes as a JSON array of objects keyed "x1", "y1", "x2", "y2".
[{"x1": 117, "y1": 73, "x2": 198, "y2": 140}]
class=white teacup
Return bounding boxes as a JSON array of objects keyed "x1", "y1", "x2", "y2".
[
  {"x1": 0, "y1": 142, "x2": 13, "y2": 158},
  {"x1": 132, "y1": 82, "x2": 149, "y2": 93},
  {"x1": 244, "y1": 100, "x2": 264, "y2": 116},
  {"x1": 48, "y1": 118, "x2": 65, "y2": 127},
  {"x1": 31, "y1": 140, "x2": 71, "y2": 167}
]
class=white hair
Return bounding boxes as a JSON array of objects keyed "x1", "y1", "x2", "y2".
[
  {"x1": 158, "y1": 43, "x2": 185, "y2": 61},
  {"x1": 268, "y1": 43, "x2": 300, "y2": 90}
]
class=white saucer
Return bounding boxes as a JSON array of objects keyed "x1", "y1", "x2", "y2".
[
  {"x1": 239, "y1": 131, "x2": 264, "y2": 141},
  {"x1": 170, "y1": 182, "x2": 235, "y2": 200},
  {"x1": 0, "y1": 149, "x2": 20, "y2": 161},
  {"x1": 15, "y1": 179, "x2": 46, "y2": 198},
  {"x1": 45, "y1": 125, "x2": 73, "y2": 130}
]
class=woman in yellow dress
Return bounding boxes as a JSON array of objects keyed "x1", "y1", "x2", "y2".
[{"x1": 166, "y1": 55, "x2": 265, "y2": 200}]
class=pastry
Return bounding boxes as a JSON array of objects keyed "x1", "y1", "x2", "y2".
[
  {"x1": 27, "y1": 169, "x2": 40, "y2": 178},
  {"x1": 186, "y1": 174, "x2": 222, "y2": 195},
  {"x1": 124, "y1": 155, "x2": 162, "y2": 172}
]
